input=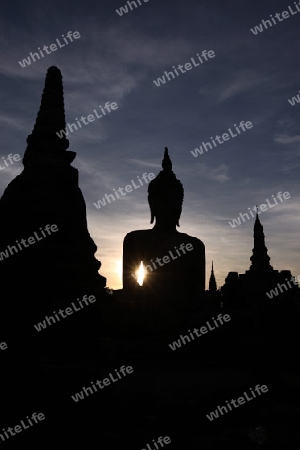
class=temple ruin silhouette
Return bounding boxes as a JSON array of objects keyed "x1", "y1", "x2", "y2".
[
  {"x1": 221, "y1": 210, "x2": 299, "y2": 311},
  {"x1": 0, "y1": 66, "x2": 108, "y2": 359},
  {"x1": 1, "y1": 66, "x2": 299, "y2": 448},
  {"x1": 0, "y1": 66, "x2": 106, "y2": 300},
  {"x1": 0, "y1": 66, "x2": 297, "y2": 323}
]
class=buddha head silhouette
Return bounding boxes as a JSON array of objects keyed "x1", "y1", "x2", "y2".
[{"x1": 148, "y1": 148, "x2": 184, "y2": 229}]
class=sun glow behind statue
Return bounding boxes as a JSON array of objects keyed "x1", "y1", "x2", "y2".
[{"x1": 136, "y1": 261, "x2": 145, "y2": 286}]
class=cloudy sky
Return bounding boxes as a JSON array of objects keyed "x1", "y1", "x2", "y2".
[{"x1": 1, "y1": 0, "x2": 299, "y2": 289}]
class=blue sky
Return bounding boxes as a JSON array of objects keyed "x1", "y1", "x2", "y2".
[{"x1": 1, "y1": 0, "x2": 300, "y2": 289}]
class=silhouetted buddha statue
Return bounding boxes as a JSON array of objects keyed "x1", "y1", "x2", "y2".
[{"x1": 123, "y1": 148, "x2": 205, "y2": 311}]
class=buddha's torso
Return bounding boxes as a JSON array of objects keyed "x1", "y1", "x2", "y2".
[{"x1": 123, "y1": 229, "x2": 205, "y2": 309}]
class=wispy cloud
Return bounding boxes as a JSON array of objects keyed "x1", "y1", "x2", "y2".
[
  {"x1": 126, "y1": 158, "x2": 161, "y2": 169},
  {"x1": 218, "y1": 71, "x2": 270, "y2": 102},
  {"x1": 101, "y1": 27, "x2": 193, "y2": 68},
  {"x1": 0, "y1": 114, "x2": 30, "y2": 132},
  {"x1": 274, "y1": 134, "x2": 300, "y2": 144},
  {"x1": 196, "y1": 163, "x2": 231, "y2": 183}
]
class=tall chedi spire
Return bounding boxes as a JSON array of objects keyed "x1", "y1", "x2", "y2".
[
  {"x1": 0, "y1": 66, "x2": 106, "y2": 306},
  {"x1": 249, "y1": 209, "x2": 273, "y2": 272},
  {"x1": 23, "y1": 66, "x2": 75, "y2": 167},
  {"x1": 209, "y1": 260, "x2": 217, "y2": 293}
]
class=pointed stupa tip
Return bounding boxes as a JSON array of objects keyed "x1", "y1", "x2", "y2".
[
  {"x1": 254, "y1": 206, "x2": 263, "y2": 231},
  {"x1": 44, "y1": 66, "x2": 63, "y2": 86},
  {"x1": 162, "y1": 147, "x2": 172, "y2": 172},
  {"x1": 31, "y1": 65, "x2": 67, "y2": 137},
  {"x1": 23, "y1": 66, "x2": 76, "y2": 166},
  {"x1": 255, "y1": 206, "x2": 261, "y2": 221},
  {"x1": 48, "y1": 65, "x2": 61, "y2": 73}
]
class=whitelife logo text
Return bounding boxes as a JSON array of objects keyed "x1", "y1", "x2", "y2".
[
  {"x1": 56, "y1": 102, "x2": 118, "y2": 138},
  {"x1": 206, "y1": 385, "x2": 269, "y2": 421},
  {"x1": 93, "y1": 172, "x2": 155, "y2": 209},
  {"x1": 153, "y1": 50, "x2": 215, "y2": 87},
  {"x1": 169, "y1": 314, "x2": 231, "y2": 351},
  {"x1": 228, "y1": 192, "x2": 290, "y2": 228},
  {"x1": 18, "y1": 31, "x2": 81, "y2": 68},
  {"x1": 191, "y1": 121, "x2": 253, "y2": 157}
]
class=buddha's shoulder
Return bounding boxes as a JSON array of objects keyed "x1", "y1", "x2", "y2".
[
  {"x1": 124, "y1": 231, "x2": 205, "y2": 247},
  {"x1": 124, "y1": 229, "x2": 153, "y2": 240},
  {"x1": 177, "y1": 232, "x2": 205, "y2": 249}
]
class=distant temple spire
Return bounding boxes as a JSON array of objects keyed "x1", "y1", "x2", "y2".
[
  {"x1": 23, "y1": 66, "x2": 75, "y2": 167},
  {"x1": 249, "y1": 211, "x2": 273, "y2": 271},
  {"x1": 209, "y1": 260, "x2": 217, "y2": 292}
]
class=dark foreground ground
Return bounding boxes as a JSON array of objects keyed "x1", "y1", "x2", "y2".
[{"x1": 1, "y1": 297, "x2": 299, "y2": 449}]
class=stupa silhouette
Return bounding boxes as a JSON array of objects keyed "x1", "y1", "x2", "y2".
[
  {"x1": 221, "y1": 211, "x2": 299, "y2": 310},
  {"x1": 0, "y1": 66, "x2": 106, "y2": 349}
]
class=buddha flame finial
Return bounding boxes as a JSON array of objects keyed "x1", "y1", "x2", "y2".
[{"x1": 162, "y1": 147, "x2": 172, "y2": 172}]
